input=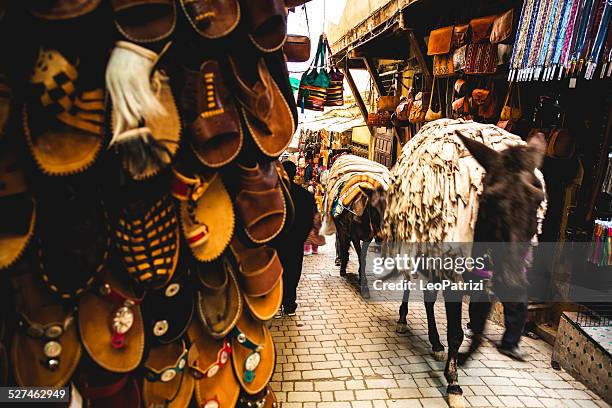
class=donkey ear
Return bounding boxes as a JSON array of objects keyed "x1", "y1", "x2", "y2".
[
  {"x1": 526, "y1": 131, "x2": 547, "y2": 169},
  {"x1": 455, "y1": 131, "x2": 500, "y2": 172},
  {"x1": 359, "y1": 185, "x2": 374, "y2": 197}
]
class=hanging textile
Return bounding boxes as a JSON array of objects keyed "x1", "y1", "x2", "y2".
[{"x1": 588, "y1": 219, "x2": 612, "y2": 266}]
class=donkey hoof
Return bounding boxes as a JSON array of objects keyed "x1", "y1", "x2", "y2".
[
  {"x1": 361, "y1": 287, "x2": 370, "y2": 299},
  {"x1": 448, "y1": 393, "x2": 466, "y2": 408},
  {"x1": 340, "y1": 269, "x2": 347, "y2": 277},
  {"x1": 433, "y1": 350, "x2": 446, "y2": 361},
  {"x1": 395, "y1": 323, "x2": 408, "y2": 333}
]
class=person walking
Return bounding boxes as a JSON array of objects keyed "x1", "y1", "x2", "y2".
[{"x1": 274, "y1": 161, "x2": 316, "y2": 316}]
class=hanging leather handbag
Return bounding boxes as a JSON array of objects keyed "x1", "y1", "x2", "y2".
[
  {"x1": 490, "y1": 9, "x2": 514, "y2": 44},
  {"x1": 323, "y1": 37, "x2": 344, "y2": 106},
  {"x1": 367, "y1": 111, "x2": 391, "y2": 127},
  {"x1": 297, "y1": 35, "x2": 329, "y2": 112},
  {"x1": 395, "y1": 89, "x2": 414, "y2": 122},
  {"x1": 500, "y1": 82, "x2": 522, "y2": 121},
  {"x1": 377, "y1": 95, "x2": 401, "y2": 112},
  {"x1": 496, "y1": 119, "x2": 515, "y2": 132},
  {"x1": 464, "y1": 43, "x2": 497, "y2": 74},
  {"x1": 427, "y1": 26, "x2": 454, "y2": 55},
  {"x1": 408, "y1": 91, "x2": 429, "y2": 124},
  {"x1": 453, "y1": 45, "x2": 467, "y2": 71},
  {"x1": 284, "y1": 35, "x2": 311, "y2": 62},
  {"x1": 425, "y1": 79, "x2": 443, "y2": 122},
  {"x1": 472, "y1": 83, "x2": 497, "y2": 120},
  {"x1": 433, "y1": 54, "x2": 455, "y2": 77},
  {"x1": 497, "y1": 43, "x2": 513, "y2": 66},
  {"x1": 469, "y1": 15, "x2": 496, "y2": 43},
  {"x1": 452, "y1": 24, "x2": 471, "y2": 48}
]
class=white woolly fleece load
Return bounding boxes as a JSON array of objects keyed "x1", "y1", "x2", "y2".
[{"x1": 105, "y1": 41, "x2": 167, "y2": 145}]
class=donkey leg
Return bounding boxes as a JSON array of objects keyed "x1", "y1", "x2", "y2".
[
  {"x1": 424, "y1": 289, "x2": 445, "y2": 361},
  {"x1": 444, "y1": 291, "x2": 465, "y2": 408},
  {"x1": 396, "y1": 289, "x2": 410, "y2": 333},
  {"x1": 352, "y1": 237, "x2": 362, "y2": 281}
]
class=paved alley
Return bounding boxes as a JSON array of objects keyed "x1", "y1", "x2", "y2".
[{"x1": 270, "y1": 237, "x2": 611, "y2": 408}]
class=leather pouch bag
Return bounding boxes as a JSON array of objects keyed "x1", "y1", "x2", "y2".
[
  {"x1": 472, "y1": 86, "x2": 497, "y2": 119},
  {"x1": 284, "y1": 35, "x2": 311, "y2": 62},
  {"x1": 427, "y1": 26, "x2": 454, "y2": 55},
  {"x1": 452, "y1": 24, "x2": 470, "y2": 47},
  {"x1": 453, "y1": 45, "x2": 467, "y2": 71},
  {"x1": 433, "y1": 54, "x2": 455, "y2": 77},
  {"x1": 425, "y1": 79, "x2": 443, "y2": 122},
  {"x1": 377, "y1": 96, "x2": 401, "y2": 112},
  {"x1": 408, "y1": 92, "x2": 429, "y2": 123},
  {"x1": 490, "y1": 9, "x2": 514, "y2": 44},
  {"x1": 469, "y1": 15, "x2": 496, "y2": 43},
  {"x1": 500, "y1": 82, "x2": 522, "y2": 121}
]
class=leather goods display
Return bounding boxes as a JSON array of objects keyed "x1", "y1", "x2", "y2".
[
  {"x1": 408, "y1": 91, "x2": 430, "y2": 124},
  {"x1": 27, "y1": 0, "x2": 102, "y2": 19},
  {"x1": 297, "y1": 34, "x2": 330, "y2": 112},
  {"x1": 180, "y1": 0, "x2": 240, "y2": 39},
  {"x1": 424, "y1": 79, "x2": 443, "y2": 122},
  {"x1": 367, "y1": 111, "x2": 391, "y2": 127},
  {"x1": 74, "y1": 358, "x2": 142, "y2": 408},
  {"x1": 230, "y1": 309, "x2": 275, "y2": 395},
  {"x1": 324, "y1": 37, "x2": 344, "y2": 106},
  {"x1": 188, "y1": 318, "x2": 240, "y2": 407},
  {"x1": 230, "y1": 241, "x2": 283, "y2": 321},
  {"x1": 235, "y1": 161, "x2": 287, "y2": 244},
  {"x1": 195, "y1": 256, "x2": 242, "y2": 339},
  {"x1": 24, "y1": 47, "x2": 105, "y2": 176},
  {"x1": 0, "y1": 150, "x2": 35, "y2": 270},
  {"x1": 500, "y1": 82, "x2": 522, "y2": 121},
  {"x1": 78, "y1": 268, "x2": 145, "y2": 373},
  {"x1": 490, "y1": 9, "x2": 515, "y2": 44},
  {"x1": 181, "y1": 60, "x2": 242, "y2": 169},
  {"x1": 433, "y1": 53, "x2": 455, "y2": 77},
  {"x1": 427, "y1": 26, "x2": 454, "y2": 55},
  {"x1": 464, "y1": 43, "x2": 498, "y2": 74},
  {"x1": 452, "y1": 24, "x2": 471, "y2": 48},
  {"x1": 377, "y1": 95, "x2": 401, "y2": 112},
  {"x1": 111, "y1": 0, "x2": 176, "y2": 43},
  {"x1": 284, "y1": 34, "x2": 311, "y2": 62},
  {"x1": 230, "y1": 56, "x2": 295, "y2": 158},
  {"x1": 453, "y1": 45, "x2": 467, "y2": 71},
  {"x1": 469, "y1": 15, "x2": 497, "y2": 44},
  {"x1": 244, "y1": 0, "x2": 287, "y2": 53},
  {"x1": 472, "y1": 84, "x2": 497, "y2": 119},
  {"x1": 395, "y1": 90, "x2": 414, "y2": 122},
  {"x1": 497, "y1": 43, "x2": 513, "y2": 65},
  {"x1": 142, "y1": 340, "x2": 195, "y2": 408}
]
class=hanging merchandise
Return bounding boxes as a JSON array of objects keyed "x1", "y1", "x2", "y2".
[
  {"x1": 601, "y1": 153, "x2": 612, "y2": 194},
  {"x1": 284, "y1": 5, "x2": 311, "y2": 63},
  {"x1": 424, "y1": 78, "x2": 443, "y2": 122},
  {"x1": 297, "y1": 34, "x2": 330, "y2": 112},
  {"x1": 588, "y1": 219, "x2": 612, "y2": 266},
  {"x1": 510, "y1": 0, "x2": 612, "y2": 81},
  {"x1": 464, "y1": 43, "x2": 498, "y2": 75},
  {"x1": 324, "y1": 36, "x2": 345, "y2": 106},
  {"x1": 499, "y1": 82, "x2": 523, "y2": 121}
]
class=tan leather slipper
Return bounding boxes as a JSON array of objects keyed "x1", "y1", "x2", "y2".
[{"x1": 111, "y1": 0, "x2": 176, "y2": 43}]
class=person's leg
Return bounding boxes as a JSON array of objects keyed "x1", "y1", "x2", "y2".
[
  {"x1": 284, "y1": 249, "x2": 304, "y2": 315},
  {"x1": 499, "y1": 301, "x2": 528, "y2": 359},
  {"x1": 312, "y1": 244, "x2": 318, "y2": 254},
  {"x1": 303, "y1": 243, "x2": 312, "y2": 255}
]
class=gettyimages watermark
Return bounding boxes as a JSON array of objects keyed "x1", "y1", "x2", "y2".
[{"x1": 353, "y1": 242, "x2": 612, "y2": 303}]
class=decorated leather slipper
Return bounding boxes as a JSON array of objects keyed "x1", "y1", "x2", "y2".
[
  {"x1": 230, "y1": 240, "x2": 283, "y2": 322},
  {"x1": 171, "y1": 168, "x2": 234, "y2": 262},
  {"x1": 181, "y1": 60, "x2": 243, "y2": 168},
  {"x1": 195, "y1": 256, "x2": 242, "y2": 339},
  {"x1": 229, "y1": 57, "x2": 294, "y2": 158},
  {"x1": 235, "y1": 161, "x2": 286, "y2": 244},
  {"x1": 11, "y1": 272, "x2": 81, "y2": 387},
  {"x1": 142, "y1": 340, "x2": 195, "y2": 408},
  {"x1": 142, "y1": 265, "x2": 194, "y2": 345},
  {"x1": 27, "y1": 0, "x2": 102, "y2": 19},
  {"x1": 230, "y1": 309, "x2": 275, "y2": 395},
  {"x1": 238, "y1": 385, "x2": 278, "y2": 408},
  {"x1": 180, "y1": 0, "x2": 240, "y2": 39},
  {"x1": 111, "y1": 0, "x2": 176, "y2": 43},
  {"x1": 187, "y1": 318, "x2": 239, "y2": 408},
  {"x1": 114, "y1": 193, "x2": 180, "y2": 289},
  {"x1": 244, "y1": 0, "x2": 287, "y2": 53},
  {"x1": 0, "y1": 150, "x2": 35, "y2": 270},
  {"x1": 78, "y1": 267, "x2": 145, "y2": 373},
  {"x1": 24, "y1": 47, "x2": 104, "y2": 176}
]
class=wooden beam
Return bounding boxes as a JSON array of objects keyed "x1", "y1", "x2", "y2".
[
  {"x1": 408, "y1": 30, "x2": 432, "y2": 86},
  {"x1": 363, "y1": 57, "x2": 386, "y2": 96},
  {"x1": 342, "y1": 67, "x2": 369, "y2": 125}
]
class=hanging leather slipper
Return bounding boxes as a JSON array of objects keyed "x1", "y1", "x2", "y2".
[
  {"x1": 28, "y1": 0, "x2": 102, "y2": 19},
  {"x1": 195, "y1": 255, "x2": 242, "y2": 339},
  {"x1": 181, "y1": 60, "x2": 243, "y2": 168},
  {"x1": 0, "y1": 150, "x2": 35, "y2": 270},
  {"x1": 142, "y1": 265, "x2": 194, "y2": 345},
  {"x1": 171, "y1": 168, "x2": 234, "y2": 262},
  {"x1": 230, "y1": 240, "x2": 283, "y2": 322},
  {"x1": 244, "y1": 0, "x2": 287, "y2": 53},
  {"x1": 78, "y1": 267, "x2": 145, "y2": 373},
  {"x1": 0, "y1": 76, "x2": 11, "y2": 142},
  {"x1": 11, "y1": 272, "x2": 81, "y2": 387},
  {"x1": 113, "y1": 193, "x2": 180, "y2": 289},
  {"x1": 142, "y1": 340, "x2": 195, "y2": 408},
  {"x1": 180, "y1": 0, "x2": 240, "y2": 39},
  {"x1": 235, "y1": 161, "x2": 286, "y2": 244},
  {"x1": 24, "y1": 47, "x2": 104, "y2": 176},
  {"x1": 111, "y1": 0, "x2": 176, "y2": 43},
  {"x1": 229, "y1": 57, "x2": 294, "y2": 158},
  {"x1": 230, "y1": 309, "x2": 274, "y2": 395},
  {"x1": 238, "y1": 385, "x2": 278, "y2": 408},
  {"x1": 187, "y1": 318, "x2": 239, "y2": 408}
]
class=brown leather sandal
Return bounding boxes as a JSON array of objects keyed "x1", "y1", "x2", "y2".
[
  {"x1": 235, "y1": 161, "x2": 286, "y2": 244},
  {"x1": 111, "y1": 0, "x2": 176, "y2": 43},
  {"x1": 229, "y1": 57, "x2": 294, "y2": 158},
  {"x1": 180, "y1": 0, "x2": 240, "y2": 39},
  {"x1": 181, "y1": 60, "x2": 243, "y2": 168},
  {"x1": 244, "y1": 0, "x2": 287, "y2": 52},
  {"x1": 28, "y1": 0, "x2": 102, "y2": 19}
]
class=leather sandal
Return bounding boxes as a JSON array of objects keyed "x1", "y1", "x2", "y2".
[
  {"x1": 111, "y1": 0, "x2": 176, "y2": 43},
  {"x1": 24, "y1": 47, "x2": 105, "y2": 176},
  {"x1": 11, "y1": 272, "x2": 81, "y2": 387},
  {"x1": 239, "y1": 385, "x2": 278, "y2": 408},
  {"x1": 230, "y1": 240, "x2": 283, "y2": 322},
  {"x1": 180, "y1": 0, "x2": 240, "y2": 39},
  {"x1": 187, "y1": 318, "x2": 240, "y2": 408},
  {"x1": 0, "y1": 76, "x2": 11, "y2": 142},
  {"x1": 28, "y1": 0, "x2": 102, "y2": 19},
  {"x1": 229, "y1": 57, "x2": 294, "y2": 158},
  {"x1": 181, "y1": 60, "x2": 243, "y2": 168},
  {"x1": 78, "y1": 268, "x2": 145, "y2": 373},
  {"x1": 244, "y1": 0, "x2": 287, "y2": 52},
  {"x1": 235, "y1": 161, "x2": 286, "y2": 244},
  {"x1": 196, "y1": 255, "x2": 242, "y2": 339},
  {"x1": 142, "y1": 340, "x2": 195, "y2": 408}
]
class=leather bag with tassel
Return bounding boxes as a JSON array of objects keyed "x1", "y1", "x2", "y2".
[{"x1": 297, "y1": 35, "x2": 329, "y2": 112}]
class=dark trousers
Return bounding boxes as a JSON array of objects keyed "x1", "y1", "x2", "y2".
[{"x1": 281, "y1": 249, "x2": 304, "y2": 312}]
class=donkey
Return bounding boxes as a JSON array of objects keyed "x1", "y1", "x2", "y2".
[{"x1": 333, "y1": 185, "x2": 386, "y2": 298}]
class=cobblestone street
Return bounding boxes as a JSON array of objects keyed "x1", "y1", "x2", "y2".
[{"x1": 270, "y1": 237, "x2": 611, "y2": 408}]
